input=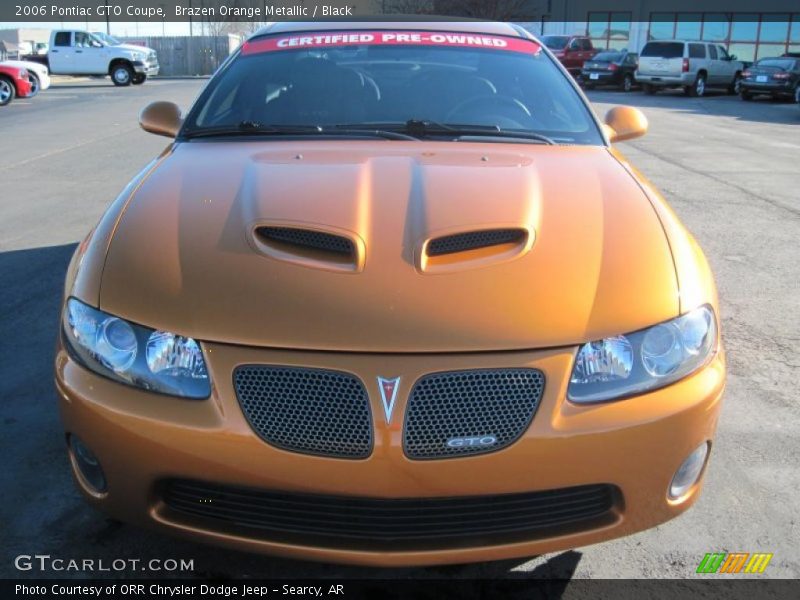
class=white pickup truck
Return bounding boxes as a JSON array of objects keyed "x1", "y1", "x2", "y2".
[{"x1": 24, "y1": 30, "x2": 159, "y2": 86}]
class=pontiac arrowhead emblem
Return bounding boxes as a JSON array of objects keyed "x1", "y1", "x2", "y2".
[{"x1": 377, "y1": 376, "x2": 401, "y2": 424}]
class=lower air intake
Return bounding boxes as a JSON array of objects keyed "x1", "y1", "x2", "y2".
[{"x1": 162, "y1": 479, "x2": 618, "y2": 548}]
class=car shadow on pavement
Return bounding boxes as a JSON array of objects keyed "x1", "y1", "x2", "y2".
[
  {"x1": 586, "y1": 89, "x2": 800, "y2": 125},
  {"x1": 0, "y1": 243, "x2": 581, "y2": 582}
]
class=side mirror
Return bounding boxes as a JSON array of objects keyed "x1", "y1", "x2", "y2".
[
  {"x1": 139, "y1": 101, "x2": 183, "y2": 138},
  {"x1": 604, "y1": 106, "x2": 648, "y2": 143},
  {"x1": 730, "y1": 54, "x2": 737, "y2": 61}
]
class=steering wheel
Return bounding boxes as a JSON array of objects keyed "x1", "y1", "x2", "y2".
[{"x1": 445, "y1": 95, "x2": 533, "y2": 128}]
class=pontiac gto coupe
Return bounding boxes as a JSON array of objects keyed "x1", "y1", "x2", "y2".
[{"x1": 55, "y1": 21, "x2": 725, "y2": 566}]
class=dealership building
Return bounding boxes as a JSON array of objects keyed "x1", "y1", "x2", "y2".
[{"x1": 517, "y1": 0, "x2": 800, "y2": 61}]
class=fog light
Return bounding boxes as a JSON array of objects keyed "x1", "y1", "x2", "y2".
[
  {"x1": 69, "y1": 435, "x2": 107, "y2": 493},
  {"x1": 669, "y1": 442, "x2": 709, "y2": 499}
]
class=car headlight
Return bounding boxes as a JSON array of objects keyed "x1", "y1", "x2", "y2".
[
  {"x1": 568, "y1": 305, "x2": 718, "y2": 403},
  {"x1": 63, "y1": 298, "x2": 210, "y2": 399}
]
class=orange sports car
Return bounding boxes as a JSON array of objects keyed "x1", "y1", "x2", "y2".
[{"x1": 55, "y1": 21, "x2": 725, "y2": 566}]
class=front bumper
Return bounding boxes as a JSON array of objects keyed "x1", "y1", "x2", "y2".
[
  {"x1": 55, "y1": 341, "x2": 725, "y2": 566},
  {"x1": 133, "y1": 60, "x2": 159, "y2": 76}
]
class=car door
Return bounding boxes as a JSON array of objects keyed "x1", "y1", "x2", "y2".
[
  {"x1": 706, "y1": 44, "x2": 723, "y2": 84},
  {"x1": 580, "y1": 38, "x2": 595, "y2": 65},
  {"x1": 72, "y1": 32, "x2": 107, "y2": 75},
  {"x1": 716, "y1": 45, "x2": 736, "y2": 83},
  {"x1": 49, "y1": 31, "x2": 75, "y2": 74},
  {"x1": 565, "y1": 38, "x2": 582, "y2": 70}
]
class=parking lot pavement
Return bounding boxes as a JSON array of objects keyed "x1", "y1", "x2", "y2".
[{"x1": 1, "y1": 82, "x2": 798, "y2": 579}]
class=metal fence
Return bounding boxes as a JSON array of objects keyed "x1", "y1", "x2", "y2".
[{"x1": 119, "y1": 35, "x2": 240, "y2": 76}]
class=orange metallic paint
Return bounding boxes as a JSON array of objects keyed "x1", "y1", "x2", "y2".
[{"x1": 54, "y1": 21, "x2": 725, "y2": 566}]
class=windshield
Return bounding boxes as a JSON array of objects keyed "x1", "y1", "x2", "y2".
[
  {"x1": 756, "y1": 58, "x2": 795, "y2": 69},
  {"x1": 541, "y1": 36, "x2": 570, "y2": 50},
  {"x1": 593, "y1": 52, "x2": 623, "y2": 62},
  {"x1": 183, "y1": 30, "x2": 602, "y2": 145}
]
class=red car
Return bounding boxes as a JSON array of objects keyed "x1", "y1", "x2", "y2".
[
  {"x1": 541, "y1": 35, "x2": 597, "y2": 76},
  {"x1": 0, "y1": 64, "x2": 33, "y2": 106}
]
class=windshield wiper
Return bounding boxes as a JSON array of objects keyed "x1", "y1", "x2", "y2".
[
  {"x1": 400, "y1": 119, "x2": 556, "y2": 145},
  {"x1": 183, "y1": 121, "x2": 324, "y2": 139},
  {"x1": 184, "y1": 121, "x2": 418, "y2": 141}
]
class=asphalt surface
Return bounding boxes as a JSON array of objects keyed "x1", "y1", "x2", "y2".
[{"x1": 0, "y1": 80, "x2": 798, "y2": 580}]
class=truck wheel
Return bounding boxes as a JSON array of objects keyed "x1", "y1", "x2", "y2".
[
  {"x1": 132, "y1": 74, "x2": 146, "y2": 85},
  {"x1": 643, "y1": 83, "x2": 657, "y2": 95},
  {"x1": 687, "y1": 74, "x2": 706, "y2": 97},
  {"x1": 27, "y1": 72, "x2": 40, "y2": 97},
  {"x1": 111, "y1": 64, "x2": 133, "y2": 87},
  {"x1": 622, "y1": 74, "x2": 634, "y2": 92},
  {"x1": 0, "y1": 77, "x2": 15, "y2": 106}
]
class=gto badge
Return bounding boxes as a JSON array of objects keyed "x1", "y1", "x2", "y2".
[
  {"x1": 447, "y1": 435, "x2": 498, "y2": 448},
  {"x1": 377, "y1": 376, "x2": 401, "y2": 423}
]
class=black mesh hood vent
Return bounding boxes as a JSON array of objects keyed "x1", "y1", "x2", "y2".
[{"x1": 427, "y1": 228, "x2": 526, "y2": 256}]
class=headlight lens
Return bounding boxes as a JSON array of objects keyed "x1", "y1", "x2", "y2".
[
  {"x1": 568, "y1": 306, "x2": 717, "y2": 403},
  {"x1": 63, "y1": 298, "x2": 211, "y2": 399}
]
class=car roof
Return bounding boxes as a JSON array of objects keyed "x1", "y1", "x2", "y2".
[{"x1": 251, "y1": 20, "x2": 525, "y2": 39}]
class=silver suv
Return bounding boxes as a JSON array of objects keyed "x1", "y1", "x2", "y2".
[{"x1": 636, "y1": 40, "x2": 744, "y2": 97}]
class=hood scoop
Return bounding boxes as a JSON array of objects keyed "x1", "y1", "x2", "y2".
[
  {"x1": 427, "y1": 228, "x2": 527, "y2": 256},
  {"x1": 251, "y1": 224, "x2": 365, "y2": 273},
  {"x1": 420, "y1": 227, "x2": 534, "y2": 274}
]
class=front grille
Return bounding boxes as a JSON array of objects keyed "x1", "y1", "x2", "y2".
[
  {"x1": 404, "y1": 369, "x2": 544, "y2": 459},
  {"x1": 234, "y1": 366, "x2": 372, "y2": 459},
  {"x1": 163, "y1": 479, "x2": 617, "y2": 548},
  {"x1": 256, "y1": 226, "x2": 354, "y2": 256},
  {"x1": 427, "y1": 228, "x2": 526, "y2": 256}
]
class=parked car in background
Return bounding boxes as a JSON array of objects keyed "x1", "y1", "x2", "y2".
[
  {"x1": 541, "y1": 35, "x2": 596, "y2": 76},
  {"x1": 0, "y1": 64, "x2": 33, "y2": 106},
  {"x1": 581, "y1": 50, "x2": 638, "y2": 91},
  {"x1": 636, "y1": 40, "x2": 744, "y2": 97},
  {"x1": 23, "y1": 29, "x2": 158, "y2": 86},
  {"x1": 1, "y1": 59, "x2": 50, "y2": 96},
  {"x1": 740, "y1": 57, "x2": 800, "y2": 101}
]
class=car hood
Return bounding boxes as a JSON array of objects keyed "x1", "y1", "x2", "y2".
[
  {"x1": 117, "y1": 43, "x2": 155, "y2": 54},
  {"x1": 98, "y1": 141, "x2": 678, "y2": 352}
]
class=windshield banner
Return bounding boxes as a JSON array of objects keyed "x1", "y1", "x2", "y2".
[{"x1": 242, "y1": 31, "x2": 541, "y2": 55}]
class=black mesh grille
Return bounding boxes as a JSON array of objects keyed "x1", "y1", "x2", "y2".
[
  {"x1": 257, "y1": 227, "x2": 355, "y2": 256},
  {"x1": 404, "y1": 369, "x2": 544, "y2": 459},
  {"x1": 234, "y1": 366, "x2": 372, "y2": 459},
  {"x1": 163, "y1": 479, "x2": 617, "y2": 548},
  {"x1": 427, "y1": 229, "x2": 526, "y2": 256}
]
